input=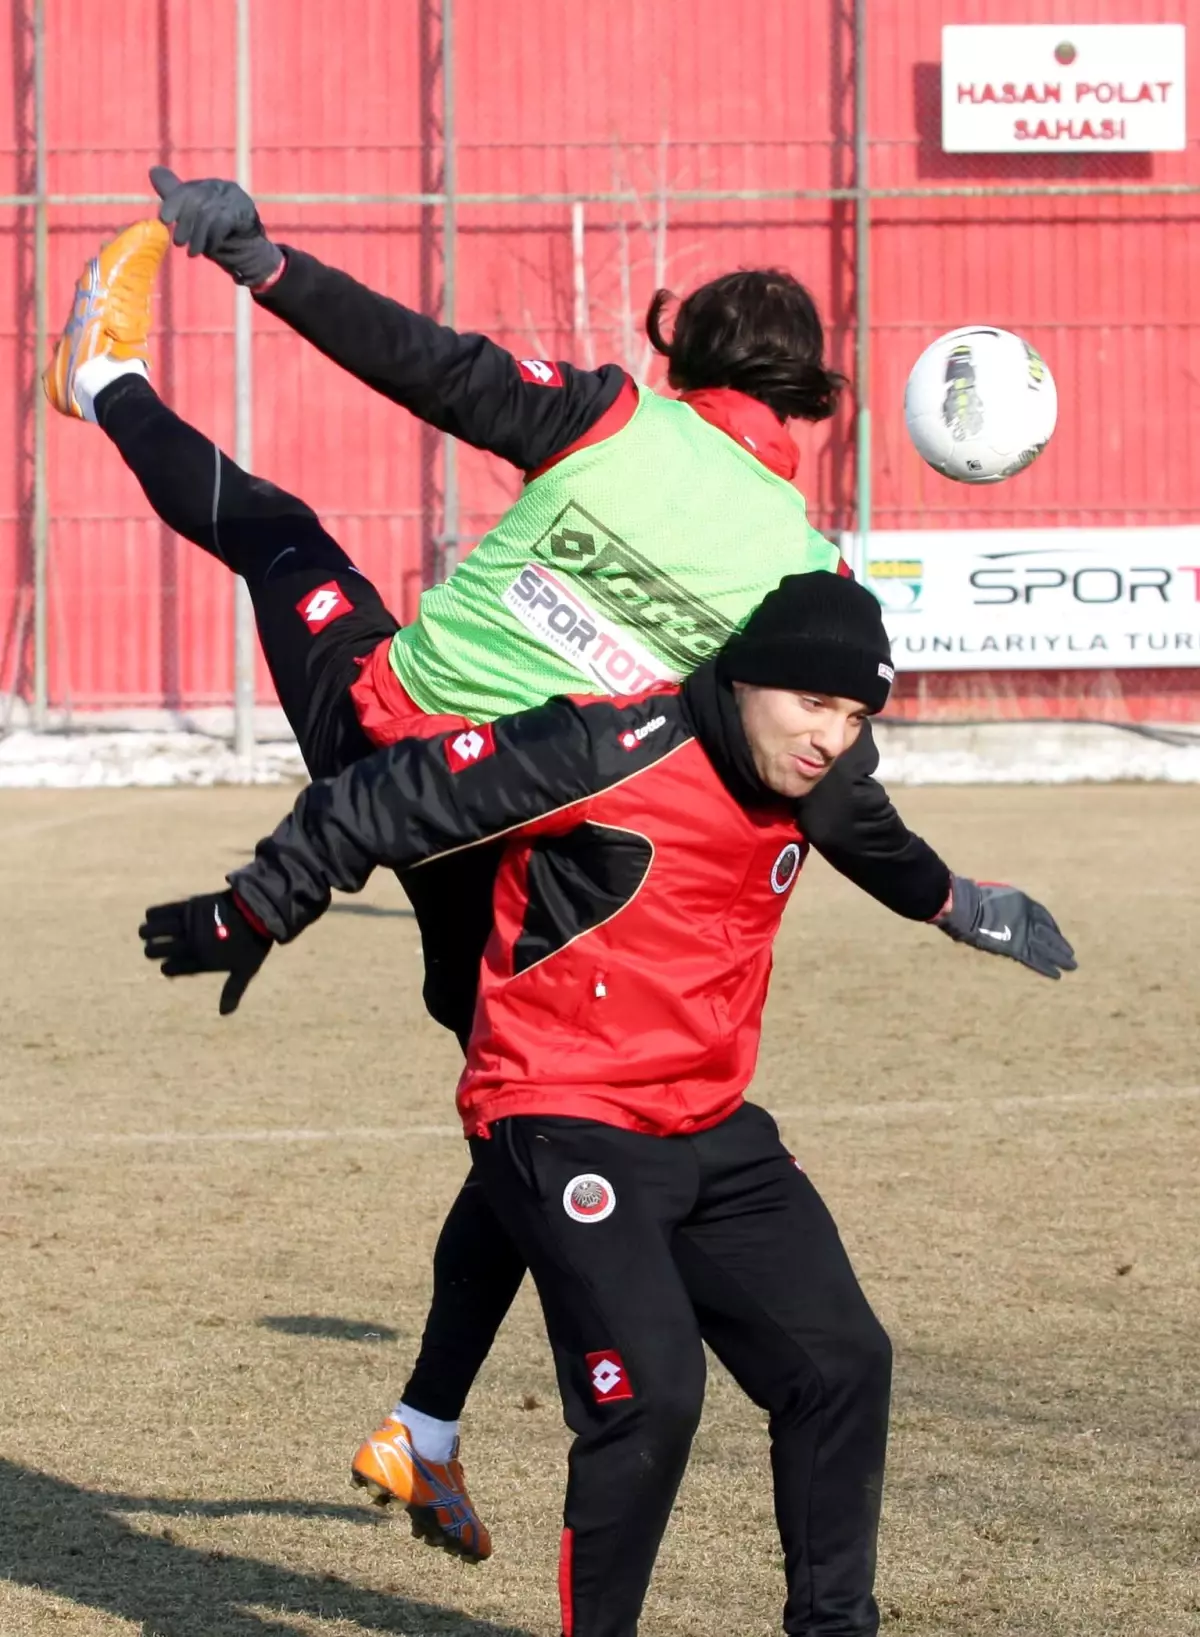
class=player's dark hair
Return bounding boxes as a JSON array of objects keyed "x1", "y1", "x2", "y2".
[{"x1": 645, "y1": 269, "x2": 845, "y2": 423}]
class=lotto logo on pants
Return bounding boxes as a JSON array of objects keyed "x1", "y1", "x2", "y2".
[
  {"x1": 297, "y1": 581, "x2": 354, "y2": 632},
  {"x1": 586, "y1": 1349, "x2": 634, "y2": 1404}
]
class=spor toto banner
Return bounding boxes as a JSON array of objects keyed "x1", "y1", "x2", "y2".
[{"x1": 845, "y1": 529, "x2": 1200, "y2": 672}]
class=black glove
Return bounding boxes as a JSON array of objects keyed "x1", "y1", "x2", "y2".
[
  {"x1": 140, "y1": 890, "x2": 273, "y2": 1015},
  {"x1": 936, "y1": 874, "x2": 1077, "y2": 980},
  {"x1": 149, "y1": 167, "x2": 284, "y2": 287}
]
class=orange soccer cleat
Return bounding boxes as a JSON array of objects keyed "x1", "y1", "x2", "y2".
[
  {"x1": 43, "y1": 218, "x2": 169, "y2": 419},
  {"x1": 351, "y1": 1415, "x2": 492, "y2": 1563}
]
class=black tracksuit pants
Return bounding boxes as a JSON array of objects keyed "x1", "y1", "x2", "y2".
[{"x1": 471, "y1": 1104, "x2": 892, "y2": 1637}]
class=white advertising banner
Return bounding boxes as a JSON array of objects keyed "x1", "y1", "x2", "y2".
[
  {"x1": 849, "y1": 529, "x2": 1200, "y2": 672},
  {"x1": 942, "y1": 24, "x2": 1187, "y2": 153}
]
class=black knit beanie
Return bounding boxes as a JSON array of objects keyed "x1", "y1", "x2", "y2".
[{"x1": 716, "y1": 571, "x2": 894, "y2": 713}]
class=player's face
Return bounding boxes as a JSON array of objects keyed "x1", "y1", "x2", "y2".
[{"x1": 734, "y1": 683, "x2": 869, "y2": 799}]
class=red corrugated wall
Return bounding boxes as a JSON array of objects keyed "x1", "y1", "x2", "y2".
[
  {"x1": 0, "y1": 0, "x2": 1197, "y2": 719},
  {"x1": 870, "y1": 0, "x2": 1200, "y2": 721}
]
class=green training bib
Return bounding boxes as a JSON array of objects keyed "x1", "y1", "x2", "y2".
[{"x1": 390, "y1": 385, "x2": 842, "y2": 719}]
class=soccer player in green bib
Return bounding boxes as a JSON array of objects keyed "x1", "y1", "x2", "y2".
[{"x1": 44, "y1": 187, "x2": 1074, "y2": 1564}]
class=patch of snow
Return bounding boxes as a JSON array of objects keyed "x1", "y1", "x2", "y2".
[{"x1": 0, "y1": 730, "x2": 305, "y2": 789}]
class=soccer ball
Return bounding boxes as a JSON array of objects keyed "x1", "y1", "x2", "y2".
[{"x1": 904, "y1": 326, "x2": 1058, "y2": 484}]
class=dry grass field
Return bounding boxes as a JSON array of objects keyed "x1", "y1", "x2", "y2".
[{"x1": 1, "y1": 783, "x2": 1197, "y2": 1637}]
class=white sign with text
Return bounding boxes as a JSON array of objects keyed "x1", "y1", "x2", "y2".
[
  {"x1": 849, "y1": 529, "x2": 1200, "y2": 672},
  {"x1": 942, "y1": 24, "x2": 1187, "y2": 152}
]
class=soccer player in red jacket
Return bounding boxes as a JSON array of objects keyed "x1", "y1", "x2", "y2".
[{"x1": 142, "y1": 572, "x2": 1075, "y2": 1637}]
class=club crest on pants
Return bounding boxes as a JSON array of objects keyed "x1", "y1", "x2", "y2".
[{"x1": 563, "y1": 1173, "x2": 616, "y2": 1224}]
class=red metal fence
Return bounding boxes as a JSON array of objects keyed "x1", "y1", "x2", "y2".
[{"x1": 1, "y1": 0, "x2": 1197, "y2": 722}]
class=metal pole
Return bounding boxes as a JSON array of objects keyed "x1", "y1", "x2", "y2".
[
  {"x1": 233, "y1": 0, "x2": 255, "y2": 759},
  {"x1": 439, "y1": 0, "x2": 459, "y2": 580},
  {"x1": 3, "y1": 180, "x2": 1199, "y2": 209},
  {"x1": 853, "y1": 0, "x2": 871, "y2": 582},
  {"x1": 32, "y1": 0, "x2": 48, "y2": 728},
  {"x1": 571, "y1": 201, "x2": 594, "y2": 369}
]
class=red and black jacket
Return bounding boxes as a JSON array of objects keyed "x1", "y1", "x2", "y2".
[{"x1": 230, "y1": 665, "x2": 946, "y2": 1138}]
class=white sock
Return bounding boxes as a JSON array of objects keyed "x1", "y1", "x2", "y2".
[
  {"x1": 394, "y1": 1401, "x2": 459, "y2": 1463},
  {"x1": 73, "y1": 354, "x2": 147, "y2": 424}
]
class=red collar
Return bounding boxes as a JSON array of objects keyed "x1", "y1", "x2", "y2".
[{"x1": 679, "y1": 387, "x2": 799, "y2": 482}]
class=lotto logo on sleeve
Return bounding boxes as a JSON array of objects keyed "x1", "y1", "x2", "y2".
[
  {"x1": 516, "y1": 358, "x2": 563, "y2": 387},
  {"x1": 444, "y1": 723, "x2": 496, "y2": 773},
  {"x1": 585, "y1": 1349, "x2": 634, "y2": 1404},
  {"x1": 296, "y1": 581, "x2": 354, "y2": 632}
]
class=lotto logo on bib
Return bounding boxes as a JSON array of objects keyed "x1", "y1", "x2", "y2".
[
  {"x1": 444, "y1": 723, "x2": 496, "y2": 773},
  {"x1": 585, "y1": 1349, "x2": 634, "y2": 1404},
  {"x1": 297, "y1": 581, "x2": 354, "y2": 632},
  {"x1": 563, "y1": 1173, "x2": 616, "y2": 1224}
]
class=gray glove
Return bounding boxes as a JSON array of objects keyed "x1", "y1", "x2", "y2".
[
  {"x1": 936, "y1": 873, "x2": 1077, "y2": 981},
  {"x1": 149, "y1": 167, "x2": 283, "y2": 287}
]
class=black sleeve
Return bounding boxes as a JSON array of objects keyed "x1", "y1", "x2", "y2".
[
  {"x1": 795, "y1": 722, "x2": 951, "y2": 922},
  {"x1": 255, "y1": 247, "x2": 627, "y2": 470},
  {"x1": 227, "y1": 694, "x2": 686, "y2": 944}
]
